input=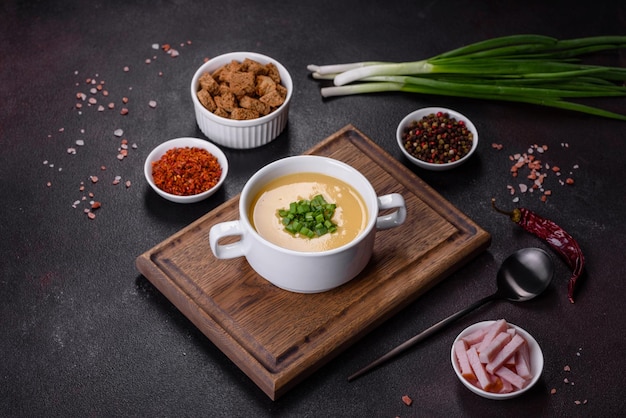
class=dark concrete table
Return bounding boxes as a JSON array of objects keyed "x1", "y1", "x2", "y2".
[{"x1": 2, "y1": 0, "x2": 625, "y2": 416}]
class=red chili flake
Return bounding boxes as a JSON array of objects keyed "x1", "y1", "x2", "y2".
[
  {"x1": 401, "y1": 395, "x2": 413, "y2": 406},
  {"x1": 151, "y1": 147, "x2": 222, "y2": 196},
  {"x1": 91, "y1": 201, "x2": 101, "y2": 210},
  {"x1": 87, "y1": 211, "x2": 96, "y2": 220},
  {"x1": 120, "y1": 108, "x2": 129, "y2": 115}
]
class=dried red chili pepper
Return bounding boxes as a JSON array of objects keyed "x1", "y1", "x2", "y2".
[{"x1": 491, "y1": 198, "x2": 585, "y2": 303}]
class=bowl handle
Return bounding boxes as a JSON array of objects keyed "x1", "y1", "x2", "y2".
[
  {"x1": 209, "y1": 220, "x2": 246, "y2": 259},
  {"x1": 376, "y1": 193, "x2": 407, "y2": 230}
]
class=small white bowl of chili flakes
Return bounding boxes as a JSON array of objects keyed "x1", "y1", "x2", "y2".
[
  {"x1": 396, "y1": 107, "x2": 478, "y2": 171},
  {"x1": 144, "y1": 137, "x2": 228, "y2": 203}
]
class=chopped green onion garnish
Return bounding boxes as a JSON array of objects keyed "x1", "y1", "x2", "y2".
[{"x1": 278, "y1": 194, "x2": 339, "y2": 239}]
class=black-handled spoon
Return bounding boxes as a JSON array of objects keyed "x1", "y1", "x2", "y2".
[{"x1": 348, "y1": 247, "x2": 554, "y2": 382}]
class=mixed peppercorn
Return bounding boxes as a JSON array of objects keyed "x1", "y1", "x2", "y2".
[
  {"x1": 151, "y1": 147, "x2": 222, "y2": 196},
  {"x1": 401, "y1": 111, "x2": 473, "y2": 164}
]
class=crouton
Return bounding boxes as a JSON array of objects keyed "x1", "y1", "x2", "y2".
[
  {"x1": 239, "y1": 95, "x2": 271, "y2": 116},
  {"x1": 214, "y1": 107, "x2": 230, "y2": 118},
  {"x1": 265, "y1": 62, "x2": 281, "y2": 83},
  {"x1": 198, "y1": 72, "x2": 220, "y2": 95},
  {"x1": 231, "y1": 108, "x2": 260, "y2": 120},
  {"x1": 197, "y1": 89, "x2": 217, "y2": 112},
  {"x1": 242, "y1": 58, "x2": 268, "y2": 75},
  {"x1": 214, "y1": 92, "x2": 238, "y2": 112},
  {"x1": 260, "y1": 89, "x2": 285, "y2": 108},
  {"x1": 229, "y1": 71, "x2": 256, "y2": 97},
  {"x1": 255, "y1": 75, "x2": 276, "y2": 96}
]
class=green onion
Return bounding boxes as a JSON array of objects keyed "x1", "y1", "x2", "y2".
[
  {"x1": 278, "y1": 194, "x2": 338, "y2": 239},
  {"x1": 307, "y1": 35, "x2": 626, "y2": 121}
]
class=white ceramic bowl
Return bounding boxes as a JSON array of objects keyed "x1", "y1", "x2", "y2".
[
  {"x1": 144, "y1": 137, "x2": 228, "y2": 203},
  {"x1": 209, "y1": 156, "x2": 407, "y2": 293},
  {"x1": 396, "y1": 107, "x2": 478, "y2": 171},
  {"x1": 451, "y1": 320, "x2": 544, "y2": 400},
  {"x1": 190, "y1": 52, "x2": 293, "y2": 149}
]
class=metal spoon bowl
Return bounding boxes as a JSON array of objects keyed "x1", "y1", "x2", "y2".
[{"x1": 348, "y1": 247, "x2": 554, "y2": 382}]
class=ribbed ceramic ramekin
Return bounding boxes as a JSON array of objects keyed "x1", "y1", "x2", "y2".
[{"x1": 190, "y1": 52, "x2": 292, "y2": 149}]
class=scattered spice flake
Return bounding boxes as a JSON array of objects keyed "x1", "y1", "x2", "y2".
[
  {"x1": 90, "y1": 176, "x2": 99, "y2": 183},
  {"x1": 76, "y1": 139, "x2": 84, "y2": 146},
  {"x1": 87, "y1": 211, "x2": 96, "y2": 220},
  {"x1": 401, "y1": 395, "x2": 413, "y2": 406},
  {"x1": 125, "y1": 180, "x2": 131, "y2": 188},
  {"x1": 114, "y1": 129, "x2": 124, "y2": 137},
  {"x1": 491, "y1": 142, "x2": 503, "y2": 150},
  {"x1": 148, "y1": 100, "x2": 157, "y2": 108},
  {"x1": 67, "y1": 148, "x2": 77, "y2": 154},
  {"x1": 550, "y1": 388, "x2": 557, "y2": 395},
  {"x1": 120, "y1": 108, "x2": 129, "y2": 115},
  {"x1": 497, "y1": 142, "x2": 578, "y2": 203},
  {"x1": 123, "y1": 66, "x2": 130, "y2": 72},
  {"x1": 169, "y1": 49, "x2": 179, "y2": 58},
  {"x1": 564, "y1": 365, "x2": 571, "y2": 372},
  {"x1": 122, "y1": 97, "x2": 129, "y2": 104},
  {"x1": 112, "y1": 176, "x2": 121, "y2": 185},
  {"x1": 47, "y1": 182, "x2": 52, "y2": 187}
]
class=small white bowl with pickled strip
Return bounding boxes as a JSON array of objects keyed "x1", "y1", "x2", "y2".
[{"x1": 451, "y1": 319, "x2": 544, "y2": 400}]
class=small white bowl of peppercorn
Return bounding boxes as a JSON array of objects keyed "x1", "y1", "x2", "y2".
[
  {"x1": 144, "y1": 137, "x2": 228, "y2": 203},
  {"x1": 396, "y1": 107, "x2": 478, "y2": 171}
]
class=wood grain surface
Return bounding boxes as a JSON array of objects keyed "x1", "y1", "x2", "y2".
[{"x1": 136, "y1": 125, "x2": 491, "y2": 399}]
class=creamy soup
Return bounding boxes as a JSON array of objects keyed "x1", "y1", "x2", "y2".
[{"x1": 249, "y1": 172, "x2": 368, "y2": 252}]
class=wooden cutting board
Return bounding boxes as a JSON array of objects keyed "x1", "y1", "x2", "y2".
[{"x1": 136, "y1": 125, "x2": 491, "y2": 400}]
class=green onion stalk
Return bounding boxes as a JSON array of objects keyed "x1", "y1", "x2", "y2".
[{"x1": 307, "y1": 35, "x2": 626, "y2": 121}]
